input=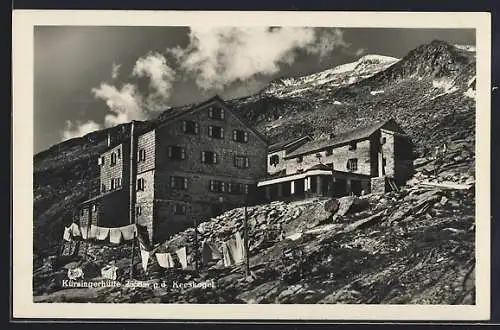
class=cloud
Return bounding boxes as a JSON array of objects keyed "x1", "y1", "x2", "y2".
[
  {"x1": 61, "y1": 120, "x2": 102, "y2": 141},
  {"x1": 168, "y1": 27, "x2": 348, "y2": 90},
  {"x1": 111, "y1": 62, "x2": 121, "y2": 79},
  {"x1": 132, "y1": 52, "x2": 176, "y2": 110},
  {"x1": 355, "y1": 48, "x2": 367, "y2": 57},
  {"x1": 91, "y1": 83, "x2": 146, "y2": 127}
]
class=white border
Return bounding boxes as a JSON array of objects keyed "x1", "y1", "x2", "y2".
[{"x1": 12, "y1": 10, "x2": 491, "y2": 320}]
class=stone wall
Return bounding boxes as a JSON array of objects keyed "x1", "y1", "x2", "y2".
[{"x1": 285, "y1": 139, "x2": 372, "y2": 176}]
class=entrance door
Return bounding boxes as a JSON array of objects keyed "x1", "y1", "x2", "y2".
[
  {"x1": 351, "y1": 180, "x2": 362, "y2": 196},
  {"x1": 333, "y1": 178, "x2": 347, "y2": 197}
]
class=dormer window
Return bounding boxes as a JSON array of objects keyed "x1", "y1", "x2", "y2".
[
  {"x1": 325, "y1": 148, "x2": 333, "y2": 156},
  {"x1": 208, "y1": 106, "x2": 225, "y2": 120},
  {"x1": 296, "y1": 156, "x2": 303, "y2": 163},
  {"x1": 182, "y1": 120, "x2": 199, "y2": 135},
  {"x1": 348, "y1": 142, "x2": 357, "y2": 151},
  {"x1": 269, "y1": 154, "x2": 280, "y2": 166}
]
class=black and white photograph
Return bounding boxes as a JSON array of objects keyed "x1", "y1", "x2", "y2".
[{"x1": 12, "y1": 10, "x2": 491, "y2": 320}]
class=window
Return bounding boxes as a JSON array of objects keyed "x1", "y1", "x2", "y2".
[
  {"x1": 174, "y1": 204, "x2": 187, "y2": 215},
  {"x1": 101, "y1": 184, "x2": 106, "y2": 193},
  {"x1": 136, "y1": 205, "x2": 142, "y2": 216},
  {"x1": 383, "y1": 158, "x2": 387, "y2": 166},
  {"x1": 209, "y1": 180, "x2": 225, "y2": 193},
  {"x1": 201, "y1": 151, "x2": 218, "y2": 164},
  {"x1": 80, "y1": 209, "x2": 84, "y2": 216},
  {"x1": 110, "y1": 152, "x2": 117, "y2": 166},
  {"x1": 325, "y1": 148, "x2": 333, "y2": 156},
  {"x1": 208, "y1": 125, "x2": 224, "y2": 139},
  {"x1": 208, "y1": 106, "x2": 225, "y2": 120},
  {"x1": 348, "y1": 142, "x2": 357, "y2": 151},
  {"x1": 167, "y1": 146, "x2": 186, "y2": 160},
  {"x1": 91, "y1": 204, "x2": 96, "y2": 212},
  {"x1": 98, "y1": 156, "x2": 105, "y2": 166},
  {"x1": 234, "y1": 155, "x2": 249, "y2": 169},
  {"x1": 182, "y1": 120, "x2": 199, "y2": 135},
  {"x1": 296, "y1": 156, "x2": 303, "y2": 163},
  {"x1": 233, "y1": 129, "x2": 248, "y2": 143},
  {"x1": 137, "y1": 178, "x2": 145, "y2": 191},
  {"x1": 117, "y1": 148, "x2": 121, "y2": 159},
  {"x1": 228, "y1": 183, "x2": 249, "y2": 195},
  {"x1": 380, "y1": 137, "x2": 387, "y2": 145},
  {"x1": 138, "y1": 148, "x2": 146, "y2": 162},
  {"x1": 347, "y1": 158, "x2": 358, "y2": 172},
  {"x1": 170, "y1": 176, "x2": 188, "y2": 190},
  {"x1": 111, "y1": 178, "x2": 122, "y2": 190},
  {"x1": 269, "y1": 154, "x2": 280, "y2": 166}
]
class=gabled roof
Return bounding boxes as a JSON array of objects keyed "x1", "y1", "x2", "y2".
[
  {"x1": 285, "y1": 119, "x2": 405, "y2": 159},
  {"x1": 268, "y1": 135, "x2": 313, "y2": 153},
  {"x1": 155, "y1": 95, "x2": 268, "y2": 144}
]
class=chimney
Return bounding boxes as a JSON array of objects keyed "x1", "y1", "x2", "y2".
[{"x1": 107, "y1": 132, "x2": 111, "y2": 147}]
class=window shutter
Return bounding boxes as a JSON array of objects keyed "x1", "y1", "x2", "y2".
[
  {"x1": 233, "y1": 130, "x2": 237, "y2": 141},
  {"x1": 183, "y1": 177, "x2": 188, "y2": 189},
  {"x1": 228, "y1": 183, "x2": 232, "y2": 193},
  {"x1": 117, "y1": 148, "x2": 121, "y2": 159},
  {"x1": 221, "y1": 182, "x2": 225, "y2": 192},
  {"x1": 181, "y1": 148, "x2": 185, "y2": 159},
  {"x1": 244, "y1": 132, "x2": 248, "y2": 142},
  {"x1": 221, "y1": 127, "x2": 224, "y2": 138},
  {"x1": 168, "y1": 146, "x2": 172, "y2": 158},
  {"x1": 201, "y1": 151, "x2": 206, "y2": 163},
  {"x1": 209, "y1": 180, "x2": 214, "y2": 191},
  {"x1": 182, "y1": 120, "x2": 187, "y2": 132},
  {"x1": 213, "y1": 152, "x2": 217, "y2": 164},
  {"x1": 221, "y1": 109, "x2": 225, "y2": 119},
  {"x1": 195, "y1": 122, "x2": 199, "y2": 134},
  {"x1": 170, "y1": 177, "x2": 175, "y2": 188},
  {"x1": 245, "y1": 157, "x2": 249, "y2": 168},
  {"x1": 209, "y1": 107, "x2": 213, "y2": 118},
  {"x1": 208, "y1": 126, "x2": 213, "y2": 137},
  {"x1": 98, "y1": 157, "x2": 102, "y2": 165},
  {"x1": 233, "y1": 155, "x2": 237, "y2": 167}
]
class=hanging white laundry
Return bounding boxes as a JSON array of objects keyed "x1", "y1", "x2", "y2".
[
  {"x1": 88, "y1": 225, "x2": 98, "y2": 239},
  {"x1": 96, "y1": 227, "x2": 110, "y2": 241},
  {"x1": 70, "y1": 223, "x2": 81, "y2": 237},
  {"x1": 101, "y1": 265, "x2": 118, "y2": 280},
  {"x1": 156, "y1": 253, "x2": 175, "y2": 268},
  {"x1": 120, "y1": 224, "x2": 136, "y2": 241},
  {"x1": 109, "y1": 228, "x2": 123, "y2": 244},
  {"x1": 63, "y1": 227, "x2": 71, "y2": 242},
  {"x1": 80, "y1": 226, "x2": 88, "y2": 240},
  {"x1": 140, "y1": 250, "x2": 150, "y2": 272},
  {"x1": 175, "y1": 247, "x2": 188, "y2": 269}
]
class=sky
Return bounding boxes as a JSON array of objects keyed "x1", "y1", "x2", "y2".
[{"x1": 34, "y1": 27, "x2": 475, "y2": 154}]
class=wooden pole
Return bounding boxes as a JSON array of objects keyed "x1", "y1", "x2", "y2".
[
  {"x1": 128, "y1": 121, "x2": 136, "y2": 279},
  {"x1": 194, "y1": 208, "x2": 199, "y2": 272},
  {"x1": 244, "y1": 204, "x2": 250, "y2": 277}
]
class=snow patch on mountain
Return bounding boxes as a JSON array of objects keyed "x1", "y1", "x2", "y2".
[
  {"x1": 432, "y1": 77, "x2": 459, "y2": 94},
  {"x1": 370, "y1": 90, "x2": 385, "y2": 96},
  {"x1": 454, "y1": 44, "x2": 476, "y2": 52},
  {"x1": 262, "y1": 54, "x2": 399, "y2": 98}
]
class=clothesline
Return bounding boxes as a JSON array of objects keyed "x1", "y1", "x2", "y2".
[{"x1": 62, "y1": 223, "x2": 248, "y2": 273}]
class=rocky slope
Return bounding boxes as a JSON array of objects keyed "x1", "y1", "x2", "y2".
[{"x1": 32, "y1": 40, "x2": 477, "y2": 303}]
